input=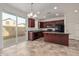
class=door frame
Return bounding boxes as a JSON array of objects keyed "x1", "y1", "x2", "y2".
[{"x1": 1, "y1": 11, "x2": 27, "y2": 48}]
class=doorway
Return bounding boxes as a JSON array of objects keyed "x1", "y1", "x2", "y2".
[{"x1": 2, "y1": 12, "x2": 27, "y2": 48}]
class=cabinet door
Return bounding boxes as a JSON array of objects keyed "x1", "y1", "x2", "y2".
[
  {"x1": 28, "y1": 18, "x2": 35, "y2": 27},
  {"x1": 31, "y1": 19, "x2": 35, "y2": 27},
  {"x1": 40, "y1": 22, "x2": 44, "y2": 28}
]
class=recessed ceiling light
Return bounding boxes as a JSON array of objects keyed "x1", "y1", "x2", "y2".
[
  {"x1": 37, "y1": 11, "x2": 40, "y2": 14},
  {"x1": 56, "y1": 13, "x2": 59, "y2": 16},
  {"x1": 54, "y1": 6, "x2": 58, "y2": 9},
  {"x1": 74, "y1": 10, "x2": 78, "y2": 13}
]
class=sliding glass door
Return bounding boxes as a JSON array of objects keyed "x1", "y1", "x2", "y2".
[
  {"x1": 2, "y1": 12, "x2": 26, "y2": 48},
  {"x1": 17, "y1": 17, "x2": 26, "y2": 43},
  {"x1": 2, "y1": 12, "x2": 16, "y2": 48}
]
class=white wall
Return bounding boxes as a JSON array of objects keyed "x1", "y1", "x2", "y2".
[
  {"x1": 39, "y1": 17, "x2": 64, "y2": 22},
  {"x1": 35, "y1": 20, "x2": 39, "y2": 29},
  {"x1": 64, "y1": 5, "x2": 79, "y2": 40}
]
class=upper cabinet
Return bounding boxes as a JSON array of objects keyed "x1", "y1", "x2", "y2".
[
  {"x1": 28, "y1": 18, "x2": 35, "y2": 27},
  {"x1": 39, "y1": 20, "x2": 64, "y2": 28},
  {"x1": 39, "y1": 22, "x2": 44, "y2": 28}
]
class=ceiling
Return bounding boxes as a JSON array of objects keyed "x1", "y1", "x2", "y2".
[{"x1": 8, "y1": 3, "x2": 79, "y2": 20}]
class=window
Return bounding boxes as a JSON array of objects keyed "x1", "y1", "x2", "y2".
[{"x1": 6, "y1": 21, "x2": 9, "y2": 24}]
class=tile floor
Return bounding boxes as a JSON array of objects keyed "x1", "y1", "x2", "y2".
[{"x1": 0, "y1": 38, "x2": 79, "y2": 56}]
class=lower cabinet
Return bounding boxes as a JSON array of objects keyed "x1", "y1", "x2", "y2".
[
  {"x1": 28, "y1": 31, "x2": 43, "y2": 41},
  {"x1": 28, "y1": 31, "x2": 69, "y2": 46},
  {"x1": 43, "y1": 33, "x2": 69, "y2": 46}
]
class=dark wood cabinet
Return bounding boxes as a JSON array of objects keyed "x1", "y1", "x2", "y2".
[
  {"x1": 28, "y1": 18, "x2": 35, "y2": 27},
  {"x1": 43, "y1": 32, "x2": 69, "y2": 46},
  {"x1": 39, "y1": 20, "x2": 64, "y2": 28},
  {"x1": 55, "y1": 20, "x2": 64, "y2": 24},
  {"x1": 39, "y1": 22, "x2": 44, "y2": 28},
  {"x1": 28, "y1": 31, "x2": 43, "y2": 41}
]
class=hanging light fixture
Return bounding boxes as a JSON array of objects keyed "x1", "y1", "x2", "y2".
[{"x1": 27, "y1": 3, "x2": 37, "y2": 18}]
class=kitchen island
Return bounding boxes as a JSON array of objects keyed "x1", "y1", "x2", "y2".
[{"x1": 43, "y1": 32, "x2": 69, "y2": 46}]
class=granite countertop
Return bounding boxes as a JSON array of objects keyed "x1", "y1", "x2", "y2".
[
  {"x1": 28, "y1": 30, "x2": 69, "y2": 34},
  {"x1": 43, "y1": 32, "x2": 69, "y2": 35},
  {"x1": 28, "y1": 30, "x2": 43, "y2": 32}
]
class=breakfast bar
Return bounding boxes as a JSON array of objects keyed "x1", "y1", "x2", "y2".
[{"x1": 43, "y1": 32, "x2": 69, "y2": 46}]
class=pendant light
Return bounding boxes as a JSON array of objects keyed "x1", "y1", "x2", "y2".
[{"x1": 27, "y1": 3, "x2": 37, "y2": 18}]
